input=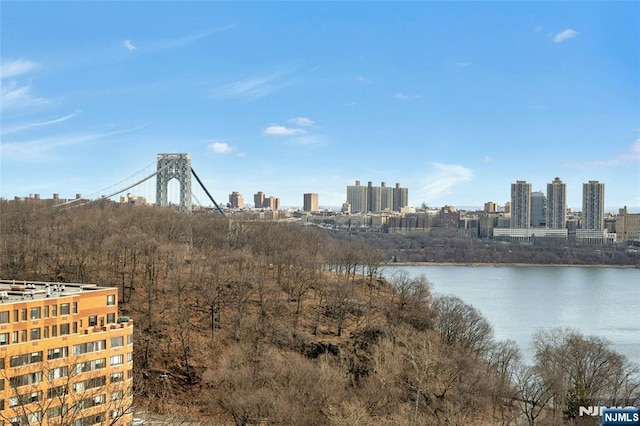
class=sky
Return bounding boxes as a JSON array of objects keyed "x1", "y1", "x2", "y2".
[{"x1": 1, "y1": 1, "x2": 639, "y2": 211}]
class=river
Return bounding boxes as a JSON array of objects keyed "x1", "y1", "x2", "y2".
[{"x1": 383, "y1": 264, "x2": 640, "y2": 365}]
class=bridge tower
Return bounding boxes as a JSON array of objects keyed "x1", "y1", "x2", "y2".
[{"x1": 156, "y1": 153, "x2": 192, "y2": 212}]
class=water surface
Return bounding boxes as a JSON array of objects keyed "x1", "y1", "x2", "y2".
[{"x1": 383, "y1": 265, "x2": 640, "y2": 365}]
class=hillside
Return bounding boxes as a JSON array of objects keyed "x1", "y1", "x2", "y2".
[{"x1": 1, "y1": 200, "x2": 638, "y2": 425}]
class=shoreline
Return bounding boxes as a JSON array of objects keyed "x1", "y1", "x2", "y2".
[{"x1": 384, "y1": 262, "x2": 639, "y2": 268}]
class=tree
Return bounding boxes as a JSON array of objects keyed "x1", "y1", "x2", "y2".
[
  {"x1": 431, "y1": 294, "x2": 494, "y2": 357},
  {"x1": 533, "y1": 328, "x2": 640, "y2": 423}
]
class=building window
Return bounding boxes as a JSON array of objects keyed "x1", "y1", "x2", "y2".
[
  {"x1": 76, "y1": 358, "x2": 106, "y2": 374},
  {"x1": 10, "y1": 372, "x2": 43, "y2": 388},
  {"x1": 110, "y1": 372, "x2": 124, "y2": 383},
  {"x1": 12, "y1": 331, "x2": 18, "y2": 343},
  {"x1": 73, "y1": 340, "x2": 106, "y2": 355},
  {"x1": 47, "y1": 347, "x2": 68, "y2": 360},
  {"x1": 0, "y1": 310, "x2": 9, "y2": 324},
  {"x1": 72, "y1": 322, "x2": 78, "y2": 334},
  {"x1": 0, "y1": 332, "x2": 8, "y2": 345},
  {"x1": 107, "y1": 312, "x2": 116, "y2": 324},
  {"x1": 110, "y1": 336, "x2": 123, "y2": 348},
  {"x1": 72, "y1": 302, "x2": 78, "y2": 314},
  {"x1": 44, "y1": 326, "x2": 49, "y2": 338},
  {"x1": 60, "y1": 323, "x2": 70, "y2": 335},
  {"x1": 48, "y1": 366, "x2": 68, "y2": 380},
  {"x1": 44, "y1": 305, "x2": 49, "y2": 318},
  {"x1": 107, "y1": 294, "x2": 116, "y2": 306},
  {"x1": 60, "y1": 303, "x2": 70, "y2": 315},
  {"x1": 21, "y1": 308, "x2": 27, "y2": 321},
  {"x1": 51, "y1": 324, "x2": 58, "y2": 337},
  {"x1": 89, "y1": 315, "x2": 97, "y2": 327},
  {"x1": 13, "y1": 309, "x2": 18, "y2": 322},
  {"x1": 10, "y1": 351, "x2": 43, "y2": 367},
  {"x1": 127, "y1": 334, "x2": 133, "y2": 345},
  {"x1": 51, "y1": 304, "x2": 57, "y2": 317},
  {"x1": 30, "y1": 307, "x2": 41, "y2": 320},
  {"x1": 48, "y1": 403, "x2": 68, "y2": 418},
  {"x1": 110, "y1": 354, "x2": 123, "y2": 366},
  {"x1": 21, "y1": 330, "x2": 27, "y2": 342},
  {"x1": 30, "y1": 328, "x2": 41, "y2": 341}
]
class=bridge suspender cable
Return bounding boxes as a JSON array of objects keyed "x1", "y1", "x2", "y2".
[{"x1": 190, "y1": 168, "x2": 227, "y2": 219}]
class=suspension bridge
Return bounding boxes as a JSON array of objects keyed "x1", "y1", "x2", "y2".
[{"x1": 53, "y1": 153, "x2": 226, "y2": 217}]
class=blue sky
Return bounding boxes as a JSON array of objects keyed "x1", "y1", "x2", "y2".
[{"x1": 1, "y1": 1, "x2": 639, "y2": 211}]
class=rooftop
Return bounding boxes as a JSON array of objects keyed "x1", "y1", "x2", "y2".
[{"x1": 0, "y1": 279, "x2": 111, "y2": 304}]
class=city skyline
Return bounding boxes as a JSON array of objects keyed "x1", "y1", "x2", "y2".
[{"x1": 1, "y1": 2, "x2": 638, "y2": 211}]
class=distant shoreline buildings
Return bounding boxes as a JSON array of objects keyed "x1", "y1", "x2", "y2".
[{"x1": 5, "y1": 176, "x2": 639, "y2": 244}]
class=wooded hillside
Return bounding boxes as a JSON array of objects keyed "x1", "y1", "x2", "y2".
[{"x1": 1, "y1": 200, "x2": 638, "y2": 425}]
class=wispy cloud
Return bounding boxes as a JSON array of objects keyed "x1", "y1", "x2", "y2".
[
  {"x1": 535, "y1": 25, "x2": 544, "y2": 33},
  {"x1": 1, "y1": 123, "x2": 149, "y2": 162},
  {"x1": 124, "y1": 25, "x2": 236, "y2": 55},
  {"x1": 1, "y1": 58, "x2": 38, "y2": 79},
  {"x1": 263, "y1": 125, "x2": 306, "y2": 136},
  {"x1": 209, "y1": 141, "x2": 236, "y2": 154},
  {"x1": 356, "y1": 76, "x2": 370, "y2": 84},
  {"x1": 393, "y1": 92, "x2": 421, "y2": 101},
  {"x1": 1, "y1": 110, "x2": 81, "y2": 136},
  {"x1": 0, "y1": 80, "x2": 50, "y2": 111},
  {"x1": 123, "y1": 40, "x2": 137, "y2": 52},
  {"x1": 482, "y1": 156, "x2": 493, "y2": 163},
  {"x1": 552, "y1": 29, "x2": 580, "y2": 43},
  {"x1": 456, "y1": 62, "x2": 471, "y2": 67},
  {"x1": 564, "y1": 140, "x2": 640, "y2": 168},
  {"x1": 289, "y1": 117, "x2": 314, "y2": 127},
  {"x1": 211, "y1": 64, "x2": 296, "y2": 103},
  {"x1": 414, "y1": 163, "x2": 474, "y2": 203},
  {"x1": 148, "y1": 27, "x2": 233, "y2": 52}
]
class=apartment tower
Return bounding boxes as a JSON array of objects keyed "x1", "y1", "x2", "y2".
[
  {"x1": 530, "y1": 191, "x2": 546, "y2": 228},
  {"x1": 546, "y1": 177, "x2": 566, "y2": 229},
  {"x1": 346, "y1": 181, "x2": 367, "y2": 213},
  {"x1": 510, "y1": 180, "x2": 531, "y2": 229},
  {"x1": 303, "y1": 193, "x2": 319, "y2": 212},
  {"x1": 0, "y1": 280, "x2": 134, "y2": 425},
  {"x1": 582, "y1": 180, "x2": 605, "y2": 230},
  {"x1": 229, "y1": 191, "x2": 244, "y2": 209}
]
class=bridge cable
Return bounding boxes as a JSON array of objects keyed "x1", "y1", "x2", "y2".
[{"x1": 190, "y1": 167, "x2": 227, "y2": 219}]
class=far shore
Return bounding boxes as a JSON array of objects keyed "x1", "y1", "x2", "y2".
[{"x1": 384, "y1": 262, "x2": 639, "y2": 269}]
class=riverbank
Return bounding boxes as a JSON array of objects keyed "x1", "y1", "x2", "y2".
[{"x1": 385, "y1": 261, "x2": 640, "y2": 268}]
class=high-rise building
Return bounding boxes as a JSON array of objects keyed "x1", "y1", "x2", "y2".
[
  {"x1": 254, "y1": 191, "x2": 265, "y2": 209},
  {"x1": 582, "y1": 180, "x2": 605, "y2": 230},
  {"x1": 264, "y1": 196, "x2": 280, "y2": 210},
  {"x1": 0, "y1": 280, "x2": 134, "y2": 425},
  {"x1": 229, "y1": 191, "x2": 244, "y2": 209},
  {"x1": 367, "y1": 182, "x2": 381, "y2": 213},
  {"x1": 347, "y1": 180, "x2": 408, "y2": 213},
  {"x1": 346, "y1": 181, "x2": 367, "y2": 213},
  {"x1": 393, "y1": 183, "x2": 409, "y2": 212},
  {"x1": 546, "y1": 177, "x2": 566, "y2": 229},
  {"x1": 510, "y1": 180, "x2": 531, "y2": 229},
  {"x1": 380, "y1": 183, "x2": 394, "y2": 211},
  {"x1": 530, "y1": 191, "x2": 546, "y2": 228},
  {"x1": 303, "y1": 193, "x2": 319, "y2": 212}
]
